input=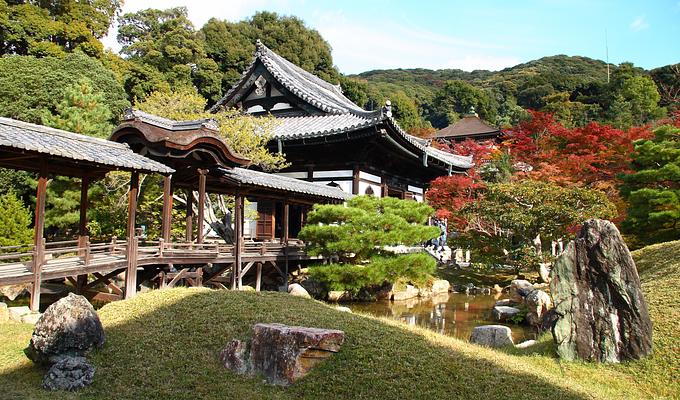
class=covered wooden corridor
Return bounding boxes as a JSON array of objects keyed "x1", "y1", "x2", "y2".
[{"x1": 0, "y1": 113, "x2": 349, "y2": 310}]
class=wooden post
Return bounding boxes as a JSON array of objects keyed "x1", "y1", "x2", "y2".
[
  {"x1": 185, "y1": 188, "x2": 193, "y2": 242},
  {"x1": 76, "y1": 176, "x2": 90, "y2": 294},
  {"x1": 255, "y1": 262, "x2": 262, "y2": 292},
  {"x1": 124, "y1": 171, "x2": 139, "y2": 299},
  {"x1": 352, "y1": 165, "x2": 360, "y2": 195},
  {"x1": 30, "y1": 166, "x2": 48, "y2": 311},
  {"x1": 282, "y1": 201, "x2": 289, "y2": 292},
  {"x1": 197, "y1": 169, "x2": 207, "y2": 244},
  {"x1": 234, "y1": 194, "x2": 243, "y2": 290},
  {"x1": 161, "y1": 175, "x2": 173, "y2": 242}
]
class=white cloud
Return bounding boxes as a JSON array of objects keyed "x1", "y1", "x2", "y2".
[
  {"x1": 315, "y1": 11, "x2": 520, "y2": 73},
  {"x1": 629, "y1": 15, "x2": 649, "y2": 32}
]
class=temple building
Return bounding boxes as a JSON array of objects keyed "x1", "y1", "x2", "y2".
[
  {"x1": 429, "y1": 108, "x2": 502, "y2": 144},
  {"x1": 210, "y1": 40, "x2": 473, "y2": 203}
]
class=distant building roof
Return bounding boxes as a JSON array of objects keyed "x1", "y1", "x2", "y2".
[
  {"x1": 0, "y1": 117, "x2": 174, "y2": 175},
  {"x1": 431, "y1": 115, "x2": 500, "y2": 140}
]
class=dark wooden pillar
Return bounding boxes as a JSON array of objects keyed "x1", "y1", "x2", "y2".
[
  {"x1": 161, "y1": 175, "x2": 173, "y2": 242},
  {"x1": 76, "y1": 176, "x2": 90, "y2": 294},
  {"x1": 185, "y1": 188, "x2": 193, "y2": 242},
  {"x1": 30, "y1": 165, "x2": 48, "y2": 311},
  {"x1": 233, "y1": 194, "x2": 243, "y2": 290},
  {"x1": 352, "y1": 166, "x2": 360, "y2": 195},
  {"x1": 124, "y1": 171, "x2": 139, "y2": 299},
  {"x1": 282, "y1": 201, "x2": 289, "y2": 292},
  {"x1": 196, "y1": 169, "x2": 207, "y2": 244}
]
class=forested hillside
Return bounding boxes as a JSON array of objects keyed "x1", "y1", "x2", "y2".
[{"x1": 348, "y1": 55, "x2": 678, "y2": 132}]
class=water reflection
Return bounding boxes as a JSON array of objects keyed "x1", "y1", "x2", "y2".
[{"x1": 348, "y1": 293, "x2": 534, "y2": 342}]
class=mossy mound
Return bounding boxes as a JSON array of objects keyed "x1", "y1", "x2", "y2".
[{"x1": 0, "y1": 240, "x2": 678, "y2": 399}]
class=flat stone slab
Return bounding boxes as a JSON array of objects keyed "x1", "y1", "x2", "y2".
[
  {"x1": 8, "y1": 306, "x2": 31, "y2": 322},
  {"x1": 221, "y1": 323, "x2": 345, "y2": 386},
  {"x1": 492, "y1": 306, "x2": 521, "y2": 321}
]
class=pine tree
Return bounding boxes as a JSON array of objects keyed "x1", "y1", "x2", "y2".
[
  {"x1": 0, "y1": 192, "x2": 33, "y2": 248},
  {"x1": 621, "y1": 125, "x2": 680, "y2": 245},
  {"x1": 42, "y1": 78, "x2": 114, "y2": 138}
]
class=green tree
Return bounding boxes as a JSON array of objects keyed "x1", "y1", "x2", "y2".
[
  {"x1": 117, "y1": 7, "x2": 222, "y2": 102},
  {"x1": 431, "y1": 80, "x2": 497, "y2": 128},
  {"x1": 299, "y1": 196, "x2": 439, "y2": 263},
  {"x1": 0, "y1": 192, "x2": 33, "y2": 248},
  {"x1": 619, "y1": 75, "x2": 664, "y2": 125},
  {"x1": 0, "y1": 53, "x2": 129, "y2": 124},
  {"x1": 454, "y1": 180, "x2": 617, "y2": 272},
  {"x1": 0, "y1": 0, "x2": 121, "y2": 58},
  {"x1": 390, "y1": 91, "x2": 430, "y2": 132},
  {"x1": 200, "y1": 11, "x2": 340, "y2": 94},
  {"x1": 42, "y1": 78, "x2": 114, "y2": 138},
  {"x1": 621, "y1": 125, "x2": 680, "y2": 245}
]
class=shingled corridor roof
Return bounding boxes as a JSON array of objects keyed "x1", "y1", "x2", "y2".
[
  {"x1": 220, "y1": 167, "x2": 352, "y2": 202},
  {"x1": 430, "y1": 115, "x2": 500, "y2": 139},
  {"x1": 0, "y1": 117, "x2": 174, "y2": 175}
]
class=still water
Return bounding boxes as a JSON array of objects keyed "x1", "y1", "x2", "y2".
[{"x1": 347, "y1": 293, "x2": 534, "y2": 343}]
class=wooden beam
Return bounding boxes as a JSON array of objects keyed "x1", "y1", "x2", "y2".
[
  {"x1": 161, "y1": 175, "x2": 173, "y2": 241},
  {"x1": 255, "y1": 262, "x2": 262, "y2": 292},
  {"x1": 185, "y1": 188, "x2": 193, "y2": 242},
  {"x1": 352, "y1": 165, "x2": 360, "y2": 195},
  {"x1": 76, "y1": 176, "x2": 90, "y2": 293},
  {"x1": 124, "y1": 171, "x2": 139, "y2": 299},
  {"x1": 30, "y1": 164, "x2": 48, "y2": 311},
  {"x1": 281, "y1": 201, "x2": 289, "y2": 245},
  {"x1": 196, "y1": 169, "x2": 207, "y2": 243}
]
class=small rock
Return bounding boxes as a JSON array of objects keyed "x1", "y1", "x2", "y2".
[
  {"x1": 431, "y1": 279, "x2": 450, "y2": 294},
  {"x1": 8, "y1": 306, "x2": 31, "y2": 322},
  {"x1": 470, "y1": 325, "x2": 514, "y2": 347},
  {"x1": 510, "y1": 280, "x2": 534, "y2": 303},
  {"x1": 0, "y1": 284, "x2": 30, "y2": 301},
  {"x1": 21, "y1": 312, "x2": 42, "y2": 325},
  {"x1": 328, "y1": 290, "x2": 351, "y2": 302},
  {"x1": 240, "y1": 285, "x2": 256, "y2": 291},
  {"x1": 0, "y1": 302, "x2": 8, "y2": 323},
  {"x1": 525, "y1": 290, "x2": 552, "y2": 326},
  {"x1": 335, "y1": 306, "x2": 352, "y2": 313},
  {"x1": 392, "y1": 285, "x2": 419, "y2": 301},
  {"x1": 287, "y1": 283, "x2": 311, "y2": 299},
  {"x1": 492, "y1": 306, "x2": 521, "y2": 321},
  {"x1": 495, "y1": 299, "x2": 513, "y2": 307},
  {"x1": 515, "y1": 340, "x2": 537, "y2": 349},
  {"x1": 43, "y1": 356, "x2": 95, "y2": 391},
  {"x1": 25, "y1": 293, "x2": 105, "y2": 366}
]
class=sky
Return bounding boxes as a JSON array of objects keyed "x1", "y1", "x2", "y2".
[{"x1": 101, "y1": 0, "x2": 680, "y2": 74}]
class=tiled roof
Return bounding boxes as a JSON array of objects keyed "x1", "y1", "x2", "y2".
[
  {"x1": 272, "y1": 113, "x2": 381, "y2": 140},
  {"x1": 221, "y1": 167, "x2": 351, "y2": 201},
  {"x1": 123, "y1": 109, "x2": 219, "y2": 131},
  {"x1": 0, "y1": 117, "x2": 174, "y2": 174},
  {"x1": 431, "y1": 115, "x2": 500, "y2": 139},
  {"x1": 212, "y1": 41, "x2": 375, "y2": 116}
]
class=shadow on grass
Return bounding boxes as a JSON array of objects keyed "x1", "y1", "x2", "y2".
[{"x1": 1, "y1": 288, "x2": 608, "y2": 400}]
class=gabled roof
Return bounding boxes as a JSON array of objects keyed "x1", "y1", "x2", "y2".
[
  {"x1": 211, "y1": 40, "x2": 374, "y2": 116},
  {"x1": 431, "y1": 115, "x2": 500, "y2": 139},
  {"x1": 220, "y1": 167, "x2": 352, "y2": 202},
  {"x1": 124, "y1": 109, "x2": 219, "y2": 131},
  {"x1": 0, "y1": 117, "x2": 174, "y2": 175}
]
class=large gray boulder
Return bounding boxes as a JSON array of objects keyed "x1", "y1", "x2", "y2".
[
  {"x1": 470, "y1": 325, "x2": 514, "y2": 347},
  {"x1": 25, "y1": 293, "x2": 105, "y2": 365},
  {"x1": 42, "y1": 356, "x2": 95, "y2": 391},
  {"x1": 525, "y1": 290, "x2": 552, "y2": 327},
  {"x1": 551, "y1": 219, "x2": 652, "y2": 362}
]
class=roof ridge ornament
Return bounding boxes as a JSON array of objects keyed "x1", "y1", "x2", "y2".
[{"x1": 382, "y1": 100, "x2": 392, "y2": 118}]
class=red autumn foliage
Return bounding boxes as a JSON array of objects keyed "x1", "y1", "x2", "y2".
[
  {"x1": 426, "y1": 174, "x2": 486, "y2": 224},
  {"x1": 504, "y1": 111, "x2": 653, "y2": 186}
]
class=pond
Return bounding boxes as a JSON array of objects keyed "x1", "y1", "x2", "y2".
[{"x1": 346, "y1": 293, "x2": 535, "y2": 343}]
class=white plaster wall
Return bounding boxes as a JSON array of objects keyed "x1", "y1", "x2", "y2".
[{"x1": 359, "y1": 181, "x2": 382, "y2": 197}]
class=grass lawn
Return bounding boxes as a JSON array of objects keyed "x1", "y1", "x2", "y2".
[{"x1": 0, "y1": 241, "x2": 678, "y2": 400}]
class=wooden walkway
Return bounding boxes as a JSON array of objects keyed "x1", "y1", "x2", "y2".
[{"x1": 0, "y1": 237, "x2": 308, "y2": 303}]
